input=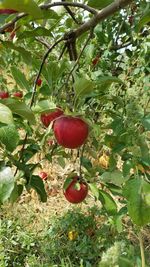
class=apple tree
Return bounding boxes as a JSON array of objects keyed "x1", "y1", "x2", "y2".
[{"x1": 0, "y1": 0, "x2": 150, "y2": 263}]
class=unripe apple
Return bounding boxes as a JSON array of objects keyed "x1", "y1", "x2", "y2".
[
  {"x1": 53, "y1": 116, "x2": 89, "y2": 149},
  {"x1": 13, "y1": 91, "x2": 23, "y2": 98},
  {"x1": 41, "y1": 108, "x2": 64, "y2": 128},
  {"x1": 64, "y1": 176, "x2": 88, "y2": 203},
  {"x1": 0, "y1": 91, "x2": 9, "y2": 99},
  {"x1": 39, "y1": 171, "x2": 48, "y2": 181},
  {"x1": 36, "y1": 78, "x2": 42, "y2": 86}
]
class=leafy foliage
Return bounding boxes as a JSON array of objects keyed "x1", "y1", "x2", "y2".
[{"x1": 0, "y1": 0, "x2": 149, "y2": 246}]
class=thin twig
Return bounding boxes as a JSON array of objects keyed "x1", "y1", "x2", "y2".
[
  {"x1": 40, "y1": 2, "x2": 98, "y2": 15},
  {"x1": 111, "y1": 41, "x2": 132, "y2": 50},
  {"x1": 58, "y1": 43, "x2": 67, "y2": 60},
  {"x1": 14, "y1": 37, "x2": 65, "y2": 176},
  {"x1": 30, "y1": 36, "x2": 65, "y2": 108},
  {"x1": 35, "y1": 37, "x2": 51, "y2": 49},
  {"x1": 0, "y1": 13, "x2": 26, "y2": 33},
  {"x1": 62, "y1": 0, "x2": 81, "y2": 25}
]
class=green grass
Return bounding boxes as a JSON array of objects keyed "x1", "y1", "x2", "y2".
[{"x1": 0, "y1": 205, "x2": 145, "y2": 267}]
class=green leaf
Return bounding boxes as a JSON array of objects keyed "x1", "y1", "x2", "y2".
[
  {"x1": 89, "y1": 183, "x2": 99, "y2": 199},
  {"x1": 2, "y1": 41, "x2": 33, "y2": 65},
  {"x1": 9, "y1": 183, "x2": 23, "y2": 203},
  {"x1": 29, "y1": 175, "x2": 47, "y2": 202},
  {"x1": 11, "y1": 66, "x2": 30, "y2": 92},
  {"x1": 138, "y1": 136, "x2": 150, "y2": 166},
  {"x1": 18, "y1": 26, "x2": 53, "y2": 40},
  {"x1": 96, "y1": 76, "x2": 123, "y2": 92},
  {"x1": 123, "y1": 178, "x2": 150, "y2": 226},
  {"x1": 0, "y1": 0, "x2": 43, "y2": 19},
  {"x1": 141, "y1": 114, "x2": 150, "y2": 130},
  {"x1": 39, "y1": 9, "x2": 59, "y2": 20},
  {"x1": 122, "y1": 160, "x2": 133, "y2": 177},
  {"x1": 0, "y1": 103, "x2": 14, "y2": 124},
  {"x1": 88, "y1": 0, "x2": 113, "y2": 9},
  {"x1": 57, "y1": 156, "x2": 66, "y2": 168},
  {"x1": 4, "y1": 99, "x2": 36, "y2": 124},
  {"x1": 32, "y1": 100, "x2": 56, "y2": 113},
  {"x1": 63, "y1": 177, "x2": 74, "y2": 190},
  {"x1": 0, "y1": 124, "x2": 19, "y2": 152},
  {"x1": 99, "y1": 189, "x2": 117, "y2": 215},
  {"x1": 0, "y1": 166, "x2": 14, "y2": 204},
  {"x1": 81, "y1": 156, "x2": 92, "y2": 171},
  {"x1": 135, "y1": 8, "x2": 150, "y2": 32},
  {"x1": 74, "y1": 77, "x2": 94, "y2": 105},
  {"x1": 101, "y1": 170, "x2": 125, "y2": 187}
]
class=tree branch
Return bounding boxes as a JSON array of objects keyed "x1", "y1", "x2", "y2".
[
  {"x1": 0, "y1": 13, "x2": 26, "y2": 33},
  {"x1": 0, "y1": 0, "x2": 133, "y2": 39},
  {"x1": 74, "y1": 0, "x2": 133, "y2": 38},
  {"x1": 61, "y1": 0, "x2": 81, "y2": 25},
  {"x1": 40, "y1": 2, "x2": 98, "y2": 15},
  {"x1": 35, "y1": 37, "x2": 51, "y2": 49},
  {"x1": 66, "y1": 29, "x2": 94, "y2": 85}
]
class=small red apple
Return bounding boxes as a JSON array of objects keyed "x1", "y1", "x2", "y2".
[
  {"x1": 36, "y1": 78, "x2": 42, "y2": 86},
  {"x1": 41, "y1": 108, "x2": 64, "y2": 128},
  {"x1": 0, "y1": 9, "x2": 17, "y2": 14},
  {"x1": 92, "y1": 56, "x2": 99, "y2": 66},
  {"x1": 53, "y1": 116, "x2": 89, "y2": 149},
  {"x1": 0, "y1": 91, "x2": 9, "y2": 99},
  {"x1": 13, "y1": 91, "x2": 23, "y2": 98},
  {"x1": 64, "y1": 176, "x2": 88, "y2": 203},
  {"x1": 128, "y1": 16, "x2": 134, "y2": 25},
  {"x1": 47, "y1": 139, "x2": 55, "y2": 146},
  {"x1": 39, "y1": 171, "x2": 48, "y2": 181}
]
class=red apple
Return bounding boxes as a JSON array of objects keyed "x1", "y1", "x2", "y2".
[
  {"x1": 0, "y1": 9, "x2": 17, "y2": 14},
  {"x1": 0, "y1": 91, "x2": 9, "y2": 99},
  {"x1": 47, "y1": 139, "x2": 55, "y2": 146},
  {"x1": 128, "y1": 16, "x2": 134, "y2": 25},
  {"x1": 41, "y1": 108, "x2": 64, "y2": 128},
  {"x1": 13, "y1": 91, "x2": 23, "y2": 98},
  {"x1": 36, "y1": 78, "x2": 42, "y2": 86},
  {"x1": 53, "y1": 116, "x2": 89, "y2": 149},
  {"x1": 39, "y1": 171, "x2": 48, "y2": 181},
  {"x1": 92, "y1": 56, "x2": 99, "y2": 66},
  {"x1": 64, "y1": 176, "x2": 88, "y2": 203}
]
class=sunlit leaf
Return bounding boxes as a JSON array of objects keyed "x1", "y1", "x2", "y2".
[
  {"x1": 0, "y1": 124, "x2": 19, "y2": 152},
  {"x1": 4, "y1": 99, "x2": 36, "y2": 124},
  {"x1": 0, "y1": 103, "x2": 14, "y2": 124}
]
